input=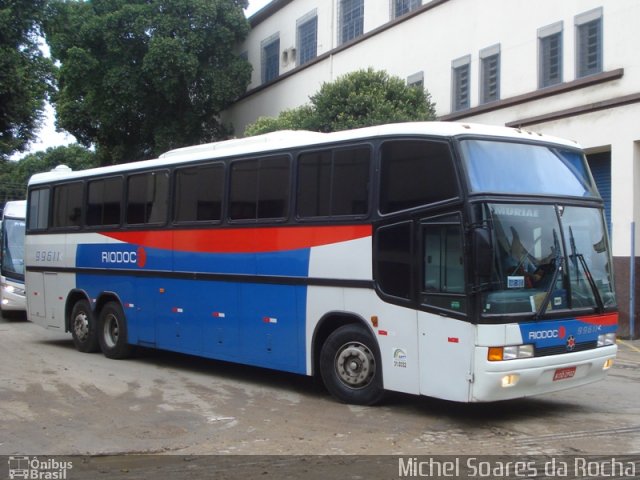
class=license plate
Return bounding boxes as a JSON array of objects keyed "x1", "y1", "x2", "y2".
[{"x1": 553, "y1": 366, "x2": 576, "y2": 381}]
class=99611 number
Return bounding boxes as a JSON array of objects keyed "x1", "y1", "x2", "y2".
[{"x1": 35, "y1": 250, "x2": 62, "y2": 262}]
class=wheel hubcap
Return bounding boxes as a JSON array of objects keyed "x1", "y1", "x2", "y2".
[
  {"x1": 335, "y1": 341, "x2": 375, "y2": 389},
  {"x1": 73, "y1": 312, "x2": 89, "y2": 342},
  {"x1": 103, "y1": 313, "x2": 119, "y2": 348}
]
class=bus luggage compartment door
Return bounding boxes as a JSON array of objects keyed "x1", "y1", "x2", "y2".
[{"x1": 417, "y1": 312, "x2": 474, "y2": 402}]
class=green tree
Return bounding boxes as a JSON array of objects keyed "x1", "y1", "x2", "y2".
[
  {"x1": 0, "y1": 145, "x2": 98, "y2": 201},
  {"x1": 0, "y1": 0, "x2": 53, "y2": 160},
  {"x1": 44, "y1": 0, "x2": 252, "y2": 165},
  {"x1": 244, "y1": 68, "x2": 437, "y2": 136}
]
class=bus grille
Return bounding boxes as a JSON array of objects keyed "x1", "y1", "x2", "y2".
[{"x1": 535, "y1": 341, "x2": 598, "y2": 357}]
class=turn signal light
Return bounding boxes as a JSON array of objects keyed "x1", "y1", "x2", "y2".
[{"x1": 487, "y1": 345, "x2": 534, "y2": 361}]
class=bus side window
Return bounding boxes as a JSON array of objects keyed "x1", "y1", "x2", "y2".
[
  {"x1": 421, "y1": 219, "x2": 466, "y2": 314},
  {"x1": 297, "y1": 146, "x2": 370, "y2": 219},
  {"x1": 379, "y1": 140, "x2": 458, "y2": 214},
  {"x1": 28, "y1": 188, "x2": 50, "y2": 231},
  {"x1": 126, "y1": 171, "x2": 169, "y2": 225},
  {"x1": 52, "y1": 182, "x2": 83, "y2": 228},
  {"x1": 375, "y1": 221, "x2": 413, "y2": 300}
]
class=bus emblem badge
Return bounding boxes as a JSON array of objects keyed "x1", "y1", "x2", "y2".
[{"x1": 566, "y1": 335, "x2": 576, "y2": 351}]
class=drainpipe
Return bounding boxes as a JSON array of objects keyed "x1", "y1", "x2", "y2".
[{"x1": 630, "y1": 221, "x2": 636, "y2": 339}]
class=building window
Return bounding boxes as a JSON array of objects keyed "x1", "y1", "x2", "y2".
[
  {"x1": 480, "y1": 45, "x2": 500, "y2": 104},
  {"x1": 297, "y1": 11, "x2": 318, "y2": 66},
  {"x1": 340, "y1": 0, "x2": 364, "y2": 44},
  {"x1": 261, "y1": 34, "x2": 280, "y2": 84},
  {"x1": 576, "y1": 8, "x2": 603, "y2": 78},
  {"x1": 407, "y1": 71, "x2": 424, "y2": 89},
  {"x1": 538, "y1": 22, "x2": 563, "y2": 88},
  {"x1": 393, "y1": 0, "x2": 421, "y2": 18},
  {"x1": 451, "y1": 55, "x2": 470, "y2": 112}
]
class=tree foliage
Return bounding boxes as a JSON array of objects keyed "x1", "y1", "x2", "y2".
[
  {"x1": 0, "y1": 0, "x2": 54, "y2": 161},
  {"x1": 44, "y1": 0, "x2": 252, "y2": 165},
  {"x1": 0, "y1": 145, "x2": 97, "y2": 202},
  {"x1": 244, "y1": 68, "x2": 437, "y2": 136}
]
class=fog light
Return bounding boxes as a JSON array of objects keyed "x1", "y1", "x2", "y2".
[
  {"x1": 597, "y1": 333, "x2": 616, "y2": 347},
  {"x1": 603, "y1": 359, "x2": 614, "y2": 370},
  {"x1": 501, "y1": 374, "x2": 519, "y2": 387}
]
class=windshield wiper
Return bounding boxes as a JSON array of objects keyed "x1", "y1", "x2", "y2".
[
  {"x1": 534, "y1": 256, "x2": 563, "y2": 320},
  {"x1": 568, "y1": 226, "x2": 605, "y2": 313},
  {"x1": 535, "y1": 230, "x2": 563, "y2": 320}
]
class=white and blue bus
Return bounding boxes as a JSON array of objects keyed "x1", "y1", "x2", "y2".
[
  {"x1": 1, "y1": 200, "x2": 27, "y2": 313},
  {"x1": 25, "y1": 123, "x2": 618, "y2": 404}
]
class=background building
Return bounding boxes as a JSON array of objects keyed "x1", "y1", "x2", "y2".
[{"x1": 222, "y1": 0, "x2": 640, "y2": 337}]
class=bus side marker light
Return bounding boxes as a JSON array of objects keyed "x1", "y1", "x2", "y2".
[
  {"x1": 501, "y1": 374, "x2": 519, "y2": 388},
  {"x1": 603, "y1": 359, "x2": 614, "y2": 370},
  {"x1": 263, "y1": 317, "x2": 278, "y2": 324},
  {"x1": 371, "y1": 316, "x2": 378, "y2": 328}
]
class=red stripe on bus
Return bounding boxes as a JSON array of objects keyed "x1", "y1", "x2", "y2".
[
  {"x1": 101, "y1": 225, "x2": 372, "y2": 254},
  {"x1": 576, "y1": 312, "x2": 618, "y2": 326}
]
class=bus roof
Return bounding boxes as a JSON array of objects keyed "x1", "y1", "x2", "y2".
[
  {"x1": 2, "y1": 200, "x2": 26, "y2": 219},
  {"x1": 27, "y1": 122, "x2": 580, "y2": 186}
]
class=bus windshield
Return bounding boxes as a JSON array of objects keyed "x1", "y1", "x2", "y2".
[
  {"x1": 480, "y1": 203, "x2": 616, "y2": 316},
  {"x1": 2, "y1": 217, "x2": 26, "y2": 280},
  {"x1": 460, "y1": 139, "x2": 598, "y2": 197}
]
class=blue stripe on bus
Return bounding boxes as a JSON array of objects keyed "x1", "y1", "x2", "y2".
[{"x1": 75, "y1": 243, "x2": 310, "y2": 374}]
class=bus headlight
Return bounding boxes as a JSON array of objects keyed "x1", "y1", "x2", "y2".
[
  {"x1": 597, "y1": 333, "x2": 616, "y2": 347},
  {"x1": 3, "y1": 285, "x2": 25, "y2": 296},
  {"x1": 488, "y1": 345, "x2": 534, "y2": 361}
]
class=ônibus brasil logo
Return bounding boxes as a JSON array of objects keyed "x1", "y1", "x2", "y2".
[
  {"x1": 100, "y1": 247, "x2": 147, "y2": 268},
  {"x1": 8, "y1": 456, "x2": 72, "y2": 479}
]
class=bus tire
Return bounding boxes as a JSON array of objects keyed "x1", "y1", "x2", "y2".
[
  {"x1": 70, "y1": 299, "x2": 100, "y2": 353},
  {"x1": 319, "y1": 324, "x2": 385, "y2": 405},
  {"x1": 98, "y1": 301, "x2": 134, "y2": 359}
]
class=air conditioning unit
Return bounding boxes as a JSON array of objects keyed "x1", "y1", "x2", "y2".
[{"x1": 282, "y1": 47, "x2": 297, "y2": 64}]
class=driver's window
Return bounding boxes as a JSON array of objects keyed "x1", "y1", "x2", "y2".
[{"x1": 422, "y1": 216, "x2": 466, "y2": 314}]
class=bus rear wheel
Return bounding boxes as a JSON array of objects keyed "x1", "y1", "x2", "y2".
[
  {"x1": 98, "y1": 301, "x2": 134, "y2": 359},
  {"x1": 70, "y1": 299, "x2": 100, "y2": 353},
  {"x1": 319, "y1": 324, "x2": 385, "y2": 405}
]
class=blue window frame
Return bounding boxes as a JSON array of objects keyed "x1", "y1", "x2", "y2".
[
  {"x1": 340, "y1": 0, "x2": 364, "y2": 44},
  {"x1": 297, "y1": 15, "x2": 317, "y2": 65}
]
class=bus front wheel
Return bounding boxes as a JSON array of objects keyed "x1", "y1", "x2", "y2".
[
  {"x1": 320, "y1": 324, "x2": 385, "y2": 405},
  {"x1": 98, "y1": 301, "x2": 134, "y2": 359},
  {"x1": 70, "y1": 299, "x2": 99, "y2": 353}
]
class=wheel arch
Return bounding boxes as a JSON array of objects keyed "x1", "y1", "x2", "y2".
[
  {"x1": 311, "y1": 311, "x2": 376, "y2": 377},
  {"x1": 94, "y1": 291, "x2": 124, "y2": 316},
  {"x1": 64, "y1": 289, "x2": 92, "y2": 333}
]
